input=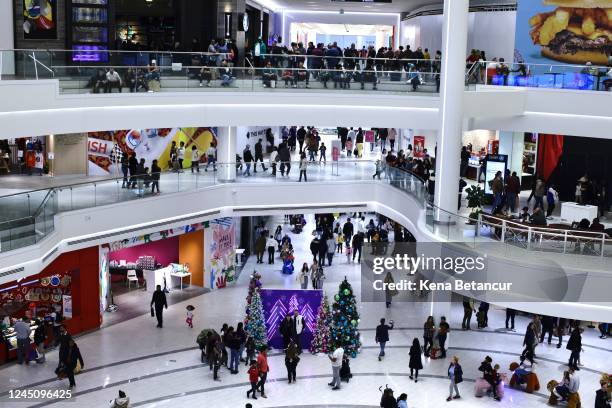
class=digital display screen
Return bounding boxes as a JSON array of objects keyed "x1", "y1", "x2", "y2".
[
  {"x1": 483, "y1": 155, "x2": 508, "y2": 195},
  {"x1": 72, "y1": 45, "x2": 109, "y2": 62}
]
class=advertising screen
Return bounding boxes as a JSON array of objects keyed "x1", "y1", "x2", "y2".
[{"x1": 484, "y1": 154, "x2": 508, "y2": 195}]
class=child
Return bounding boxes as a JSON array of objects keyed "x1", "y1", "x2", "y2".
[
  {"x1": 246, "y1": 360, "x2": 259, "y2": 399},
  {"x1": 245, "y1": 336, "x2": 256, "y2": 366},
  {"x1": 185, "y1": 305, "x2": 195, "y2": 328},
  {"x1": 373, "y1": 159, "x2": 383, "y2": 179},
  {"x1": 345, "y1": 243, "x2": 353, "y2": 263},
  {"x1": 319, "y1": 143, "x2": 327, "y2": 164},
  {"x1": 336, "y1": 233, "x2": 344, "y2": 254},
  {"x1": 346, "y1": 138, "x2": 353, "y2": 157}
]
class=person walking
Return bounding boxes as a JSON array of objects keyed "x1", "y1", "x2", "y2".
[
  {"x1": 246, "y1": 360, "x2": 259, "y2": 399},
  {"x1": 236, "y1": 322, "x2": 247, "y2": 362},
  {"x1": 62, "y1": 338, "x2": 84, "y2": 388},
  {"x1": 298, "y1": 152, "x2": 308, "y2": 182},
  {"x1": 328, "y1": 345, "x2": 344, "y2": 390},
  {"x1": 151, "y1": 159, "x2": 161, "y2": 195},
  {"x1": 540, "y1": 315, "x2": 555, "y2": 344},
  {"x1": 446, "y1": 356, "x2": 463, "y2": 401},
  {"x1": 285, "y1": 339, "x2": 300, "y2": 383},
  {"x1": 567, "y1": 326, "x2": 582, "y2": 370},
  {"x1": 297, "y1": 126, "x2": 306, "y2": 154},
  {"x1": 326, "y1": 234, "x2": 335, "y2": 266},
  {"x1": 352, "y1": 232, "x2": 364, "y2": 263},
  {"x1": 520, "y1": 322, "x2": 537, "y2": 366},
  {"x1": 438, "y1": 316, "x2": 450, "y2": 358},
  {"x1": 269, "y1": 147, "x2": 278, "y2": 176},
  {"x1": 342, "y1": 218, "x2": 354, "y2": 244},
  {"x1": 266, "y1": 235, "x2": 277, "y2": 264},
  {"x1": 150, "y1": 284, "x2": 168, "y2": 328},
  {"x1": 423, "y1": 316, "x2": 435, "y2": 357},
  {"x1": 297, "y1": 263, "x2": 309, "y2": 289},
  {"x1": 120, "y1": 153, "x2": 129, "y2": 188},
  {"x1": 409, "y1": 338, "x2": 423, "y2": 382},
  {"x1": 257, "y1": 346, "x2": 269, "y2": 398},
  {"x1": 14, "y1": 317, "x2": 31, "y2": 365},
  {"x1": 461, "y1": 297, "x2": 474, "y2": 330},
  {"x1": 177, "y1": 141, "x2": 186, "y2": 172},
  {"x1": 243, "y1": 145, "x2": 254, "y2": 176},
  {"x1": 33, "y1": 319, "x2": 46, "y2": 361},
  {"x1": 375, "y1": 318, "x2": 394, "y2": 361},
  {"x1": 254, "y1": 139, "x2": 268, "y2": 173}
]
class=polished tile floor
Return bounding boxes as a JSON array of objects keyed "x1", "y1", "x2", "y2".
[{"x1": 0, "y1": 215, "x2": 609, "y2": 408}]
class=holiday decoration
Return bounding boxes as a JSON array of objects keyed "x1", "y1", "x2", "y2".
[
  {"x1": 309, "y1": 295, "x2": 332, "y2": 354},
  {"x1": 244, "y1": 287, "x2": 268, "y2": 349},
  {"x1": 330, "y1": 278, "x2": 361, "y2": 357}
]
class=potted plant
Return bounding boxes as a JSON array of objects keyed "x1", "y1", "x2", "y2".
[{"x1": 465, "y1": 185, "x2": 485, "y2": 224}]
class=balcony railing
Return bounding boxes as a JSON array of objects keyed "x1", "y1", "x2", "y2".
[{"x1": 1, "y1": 160, "x2": 610, "y2": 264}]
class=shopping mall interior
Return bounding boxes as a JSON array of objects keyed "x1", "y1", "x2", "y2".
[{"x1": 0, "y1": 0, "x2": 611, "y2": 407}]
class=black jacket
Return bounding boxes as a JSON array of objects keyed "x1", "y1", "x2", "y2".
[
  {"x1": 151, "y1": 164, "x2": 161, "y2": 181},
  {"x1": 128, "y1": 156, "x2": 138, "y2": 175},
  {"x1": 278, "y1": 144, "x2": 291, "y2": 162},
  {"x1": 255, "y1": 142, "x2": 263, "y2": 155},
  {"x1": 151, "y1": 289, "x2": 168, "y2": 310},
  {"x1": 566, "y1": 329, "x2": 581, "y2": 351},
  {"x1": 34, "y1": 324, "x2": 46, "y2": 345},
  {"x1": 297, "y1": 128, "x2": 306, "y2": 142},
  {"x1": 595, "y1": 388, "x2": 611, "y2": 408},
  {"x1": 408, "y1": 344, "x2": 423, "y2": 369},
  {"x1": 375, "y1": 323, "x2": 393, "y2": 343},
  {"x1": 64, "y1": 343, "x2": 84, "y2": 370},
  {"x1": 448, "y1": 363, "x2": 463, "y2": 383},
  {"x1": 342, "y1": 222, "x2": 354, "y2": 237},
  {"x1": 243, "y1": 149, "x2": 254, "y2": 163}
]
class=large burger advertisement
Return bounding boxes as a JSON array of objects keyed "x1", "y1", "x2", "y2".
[{"x1": 515, "y1": 0, "x2": 612, "y2": 66}]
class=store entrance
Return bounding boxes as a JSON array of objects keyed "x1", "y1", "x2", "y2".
[{"x1": 102, "y1": 232, "x2": 207, "y2": 328}]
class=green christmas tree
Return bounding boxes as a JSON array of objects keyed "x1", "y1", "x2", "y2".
[
  {"x1": 244, "y1": 288, "x2": 268, "y2": 349},
  {"x1": 309, "y1": 295, "x2": 332, "y2": 354},
  {"x1": 330, "y1": 278, "x2": 361, "y2": 358}
]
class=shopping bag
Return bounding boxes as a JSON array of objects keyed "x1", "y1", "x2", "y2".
[{"x1": 151, "y1": 306, "x2": 155, "y2": 317}]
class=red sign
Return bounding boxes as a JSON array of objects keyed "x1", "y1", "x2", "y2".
[{"x1": 413, "y1": 136, "x2": 425, "y2": 158}]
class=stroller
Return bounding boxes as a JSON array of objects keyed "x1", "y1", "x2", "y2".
[
  {"x1": 196, "y1": 328, "x2": 218, "y2": 363},
  {"x1": 340, "y1": 354, "x2": 352, "y2": 382},
  {"x1": 282, "y1": 258, "x2": 295, "y2": 274}
]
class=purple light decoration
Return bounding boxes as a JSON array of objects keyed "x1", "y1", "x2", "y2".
[{"x1": 260, "y1": 289, "x2": 323, "y2": 349}]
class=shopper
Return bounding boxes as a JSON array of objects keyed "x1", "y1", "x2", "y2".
[
  {"x1": 292, "y1": 309, "x2": 305, "y2": 352},
  {"x1": 438, "y1": 316, "x2": 450, "y2": 358},
  {"x1": 120, "y1": 153, "x2": 129, "y2": 188},
  {"x1": 397, "y1": 393, "x2": 408, "y2": 408},
  {"x1": 380, "y1": 387, "x2": 396, "y2": 408},
  {"x1": 285, "y1": 339, "x2": 300, "y2": 383},
  {"x1": 278, "y1": 142, "x2": 291, "y2": 176},
  {"x1": 447, "y1": 356, "x2": 463, "y2": 401},
  {"x1": 506, "y1": 308, "x2": 516, "y2": 331},
  {"x1": 352, "y1": 232, "x2": 364, "y2": 263},
  {"x1": 408, "y1": 338, "x2": 423, "y2": 382},
  {"x1": 297, "y1": 263, "x2": 309, "y2": 289},
  {"x1": 62, "y1": 338, "x2": 84, "y2": 388},
  {"x1": 247, "y1": 360, "x2": 259, "y2": 399},
  {"x1": 109, "y1": 390, "x2": 130, "y2": 408},
  {"x1": 269, "y1": 147, "x2": 278, "y2": 176},
  {"x1": 595, "y1": 379, "x2": 610, "y2": 408},
  {"x1": 244, "y1": 336, "x2": 256, "y2": 366},
  {"x1": 266, "y1": 235, "x2": 277, "y2": 264},
  {"x1": 33, "y1": 319, "x2": 46, "y2": 362},
  {"x1": 280, "y1": 314, "x2": 293, "y2": 349},
  {"x1": 375, "y1": 318, "x2": 394, "y2": 361},
  {"x1": 254, "y1": 139, "x2": 267, "y2": 173},
  {"x1": 478, "y1": 356, "x2": 500, "y2": 401},
  {"x1": 254, "y1": 233, "x2": 266, "y2": 264},
  {"x1": 319, "y1": 142, "x2": 327, "y2": 164},
  {"x1": 150, "y1": 159, "x2": 161, "y2": 195},
  {"x1": 205, "y1": 144, "x2": 218, "y2": 172},
  {"x1": 15, "y1": 317, "x2": 31, "y2": 365},
  {"x1": 177, "y1": 141, "x2": 186, "y2": 172},
  {"x1": 190, "y1": 145, "x2": 200, "y2": 173},
  {"x1": 298, "y1": 152, "x2": 308, "y2": 182},
  {"x1": 520, "y1": 322, "x2": 537, "y2": 366},
  {"x1": 567, "y1": 326, "x2": 582, "y2": 370},
  {"x1": 150, "y1": 284, "x2": 168, "y2": 328},
  {"x1": 228, "y1": 327, "x2": 241, "y2": 374},
  {"x1": 462, "y1": 297, "x2": 474, "y2": 330},
  {"x1": 236, "y1": 322, "x2": 247, "y2": 362},
  {"x1": 328, "y1": 345, "x2": 344, "y2": 390},
  {"x1": 423, "y1": 316, "x2": 435, "y2": 357},
  {"x1": 257, "y1": 346, "x2": 269, "y2": 398},
  {"x1": 243, "y1": 145, "x2": 253, "y2": 176},
  {"x1": 326, "y1": 234, "x2": 335, "y2": 266},
  {"x1": 343, "y1": 218, "x2": 354, "y2": 243}
]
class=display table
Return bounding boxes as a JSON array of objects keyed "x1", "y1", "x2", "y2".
[
  {"x1": 171, "y1": 272, "x2": 191, "y2": 290},
  {"x1": 560, "y1": 202, "x2": 598, "y2": 223},
  {"x1": 144, "y1": 266, "x2": 172, "y2": 293}
]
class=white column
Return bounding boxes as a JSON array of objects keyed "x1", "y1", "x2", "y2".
[
  {"x1": 0, "y1": 0, "x2": 15, "y2": 77},
  {"x1": 433, "y1": 0, "x2": 469, "y2": 222},
  {"x1": 216, "y1": 126, "x2": 236, "y2": 181}
]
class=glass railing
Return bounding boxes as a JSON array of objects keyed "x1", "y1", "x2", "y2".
[
  {"x1": 1, "y1": 159, "x2": 428, "y2": 253},
  {"x1": 470, "y1": 60, "x2": 612, "y2": 92},
  {"x1": 0, "y1": 160, "x2": 609, "y2": 263},
  {"x1": 0, "y1": 49, "x2": 440, "y2": 95}
]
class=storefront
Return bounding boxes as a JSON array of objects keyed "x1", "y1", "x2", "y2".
[
  {"x1": 0, "y1": 247, "x2": 99, "y2": 364},
  {"x1": 0, "y1": 136, "x2": 48, "y2": 176}
]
